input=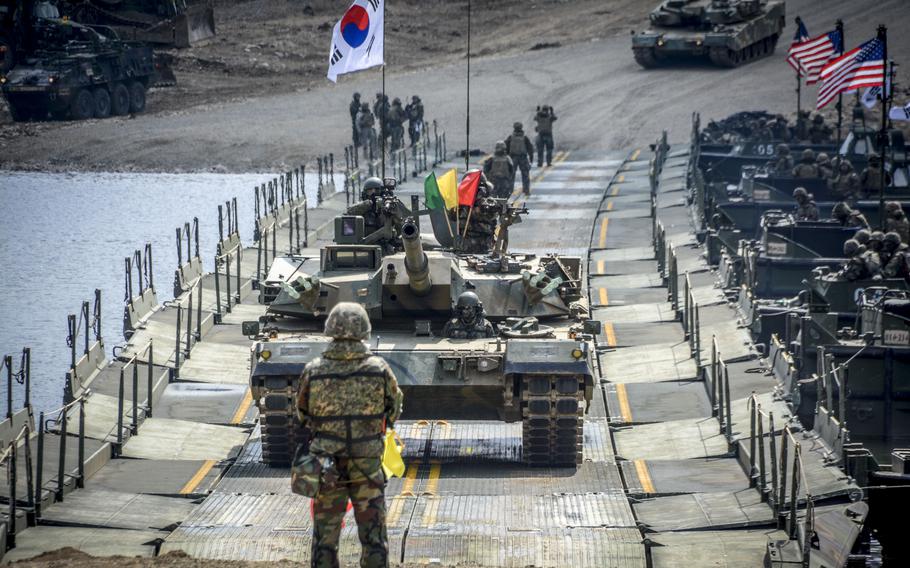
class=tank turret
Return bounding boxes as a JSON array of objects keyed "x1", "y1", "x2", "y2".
[{"x1": 401, "y1": 218, "x2": 432, "y2": 296}]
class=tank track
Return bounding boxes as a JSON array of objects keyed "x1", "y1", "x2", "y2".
[
  {"x1": 521, "y1": 374, "x2": 585, "y2": 466},
  {"x1": 258, "y1": 375, "x2": 308, "y2": 467},
  {"x1": 633, "y1": 47, "x2": 659, "y2": 69},
  {"x1": 709, "y1": 34, "x2": 779, "y2": 68}
]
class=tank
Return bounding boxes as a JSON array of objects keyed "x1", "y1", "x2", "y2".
[
  {"x1": 59, "y1": 0, "x2": 215, "y2": 48},
  {"x1": 246, "y1": 215, "x2": 600, "y2": 468},
  {"x1": 631, "y1": 0, "x2": 786, "y2": 68},
  {"x1": 1, "y1": 15, "x2": 159, "y2": 121}
]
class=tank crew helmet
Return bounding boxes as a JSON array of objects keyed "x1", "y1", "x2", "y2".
[
  {"x1": 776, "y1": 144, "x2": 790, "y2": 155},
  {"x1": 324, "y1": 302, "x2": 371, "y2": 341},
  {"x1": 792, "y1": 187, "x2": 809, "y2": 200},
  {"x1": 854, "y1": 229, "x2": 871, "y2": 245},
  {"x1": 843, "y1": 239, "x2": 861, "y2": 256},
  {"x1": 454, "y1": 291, "x2": 483, "y2": 326},
  {"x1": 833, "y1": 202, "x2": 852, "y2": 218},
  {"x1": 801, "y1": 148, "x2": 816, "y2": 161},
  {"x1": 494, "y1": 141, "x2": 506, "y2": 154},
  {"x1": 513, "y1": 122, "x2": 523, "y2": 131},
  {"x1": 868, "y1": 153, "x2": 882, "y2": 165},
  {"x1": 817, "y1": 152, "x2": 830, "y2": 164},
  {"x1": 361, "y1": 177, "x2": 383, "y2": 200},
  {"x1": 884, "y1": 232, "x2": 903, "y2": 249},
  {"x1": 885, "y1": 201, "x2": 903, "y2": 215},
  {"x1": 870, "y1": 231, "x2": 885, "y2": 249}
]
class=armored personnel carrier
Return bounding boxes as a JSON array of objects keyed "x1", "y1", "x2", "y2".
[
  {"x1": 246, "y1": 211, "x2": 600, "y2": 468},
  {"x1": 632, "y1": 0, "x2": 786, "y2": 68},
  {"x1": 1, "y1": 8, "x2": 158, "y2": 121}
]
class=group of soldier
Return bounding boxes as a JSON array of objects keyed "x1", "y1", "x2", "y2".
[
  {"x1": 702, "y1": 110, "x2": 834, "y2": 145},
  {"x1": 350, "y1": 92, "x2": 425, "y2": 160},
  {"x1": 770, "y1": 145, "x2": 889, "y2": 203},
  {"x1": 481, "y1": 105, "x2": 558, "y2": 198}
]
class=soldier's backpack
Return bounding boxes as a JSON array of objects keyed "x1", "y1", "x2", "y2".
[{"x1": 508, "y1": 135, "x2": 526, "y2": 156}]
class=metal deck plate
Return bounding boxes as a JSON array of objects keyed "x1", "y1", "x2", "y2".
[
  {"x1": 154, "y1": 383, "x2": 252, "y2": 425},
  {"x1": 87, "y1": 458, "x2": 223, "y2": 496},
  {"x1": 592, "y1": 303, "x2": 676, "y2": 323},
  {"x1": 600, "y1": 343, "x2": 697, "y2": 384},
  {"x1": 649, "y1": 529, "x2": 789, "y2": 568},
  {"x1": 605, "y1": 380, "x2": 711, "y2": 425},
  {"x1": 3, "y1": 527, "x2": 162, "y2": 561},
  {"x1": 621, "y1": 458, "x2": 750, "y2": 497},
  {"x1": 39, "y1": 488, "x2": 196, "y2": 531},
  {"x1": 121, "y1": 417, "x2": 249, "y2": 460},
  {"x1": 634, "y1": 490, "x2": 775, "y2": 531},
  {"x1": 614, "y1": 417, "x2": 731, "y2": 461}
]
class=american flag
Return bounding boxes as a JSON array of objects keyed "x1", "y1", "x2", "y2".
[
  {"x1": 788, "y1": 29, "x2": 842, "y2": 84},
  {"x1": 817, "y1": 38, "x2": 885, "y2": 110},
  {"x1": 786, "y1": 19, "x2": 810, "y2": 71}
]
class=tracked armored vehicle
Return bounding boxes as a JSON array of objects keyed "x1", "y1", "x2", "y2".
[
  {"x1": 246, "y1": 213, "x2": 600, "y2": 468},
  {"x1": 632, "y1": 0, "x2": 786, "y2": 68}
]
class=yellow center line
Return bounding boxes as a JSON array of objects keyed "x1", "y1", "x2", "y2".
[
  {"x1": 630, "y1": 148, "x2": 641, "y2": 161},
  {"x1": 606, "y1": 201, "x2": 614, "y2": 211},
  {"x1": 180, "y1": 459, "x2": 216, "y2": 495},
  {"x1": 425, "y1": 462, "x2": 441, "y2": 495},
  {"x1": 400, "y1": 463, "x2": 419, "y2": 496},
  {"x1": 422, "y1": 495, "x2": 440, "y2": 526},
  {"x1": 230, "y1": 389, "x2": 253, "y2": 425},
  {"x1": 597, "y1": 260, "x2": 605, "y2": 274},
  {"x1": 598, "y1": 287, "x2": 608, "y2": 306},
  {"x1": 598, "y1": 217, "x2": 609, "y2": 248},
  {"x1": 603, "y1": 322, "x2": 617, "y2": 347},
  {"x1": 611, "y1": 186, "x2": 619, "y2": 197},
  {"x1": 386, "y1": 496, "x2": 405, "y2": 527},
  {"x1": 634, "y1": 459, "x2": 655, "y2": 494},
  {"x1": 615, "y1": 383, "x2": 633, "y2": 423},
  {"x1": 617, "y1": 174, "x2": 625, "y2": 183}
]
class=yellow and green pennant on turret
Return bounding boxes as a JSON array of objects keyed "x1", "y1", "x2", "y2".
[{"x1": 424, "y1": 169, "x2": 458, "y2": 210}]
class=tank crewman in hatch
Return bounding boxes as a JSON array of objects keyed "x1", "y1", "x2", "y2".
[
  {"x1": 296, "y1": 302, "x2": 403, "y2": 568},
  {"x1": 505, "y1": 122, "x2": 535, "y2": 196},
  {"x1": 768, "y1": 144, "x2": 793, "y2": 175},
  {"x1": 350, "y1": 92, "x2": 361, "y2": 148},
  {"x1": 792, "y1": 187, "x2": 819, "y2": 221},
  {"x1": 533, "y1": 105, "x2": 557, "y2": 167},
  {"x1": 792, "y1": 149, "x2": 819, "y2": 178},
  {"x1": 443, "y1": 291, "x2": 496, "y2": 339},
  {"x1": 482, "y1": 141, "x2": 515, "y2": 199},
  {"x1": 346, "y1": 177, "x2": 409, "y2": 255},
  {"x1": 460, "y1": 176, "x2": 501, "y2": 254}
]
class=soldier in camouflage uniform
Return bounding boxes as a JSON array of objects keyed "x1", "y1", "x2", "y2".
[
  {"x1": 792, "y1": 187, "x2": 819, "y2": 221},
  {"x1": 860, "y1": 154, "x2": 891, "y2": 198},
  {"x1": 881, "y1": 232, "x2": 909, "y2": 279},
  {"x1": 839, "y1": 239, "x2": 874, "y2": 281},
  {"x1": 357, "y1": 103, "x2": 377, "y2": 161},
  {"x1": 832, "y1": 202, "x2": 869, "y2": 229},
  {"x1": 405, "y1": 96, "x2": 424, "y2": 147},
  {"x1": 533, "y1": 105, "x2": 557, "y2": 167},
  {"x1": 443, "y1": 291, "x2": 496, "y2": 339},
  {"x1": 296, "y1": 302, "x2": 403, "y2": 568},
  {"x1": 808, "y1": 114, "x2": 832, "y2": 144},
  {"x1": 767, "y1": 144, "x2": 793, "y2": 175},
  {"x1": 792, "y1": 149, "x2": 819, "y2": 178},
  {"x1": 346, "y1": 177, "x2": 409, "y2": 255},
  {"x1": 483, "y1": 141, "x2": 515, "y2": 199},
  {"x1": 884, "y1": 201, "x2": 910, "y2": 244},
  {"x1": 828, "y1": 160, "x2": 861, "y2": 203},
  {"x1": 816, "y1": 153, "x2": 834, "y2": 179},
  {"x1": 387, "y1": 98, "x2": 406, "y2": 152},
  {"x1": 460, "y1": 178, "x2": 500, "y2": 253},
  {"x1": 504, "y1": 122, "x2": 535, "y2": 195},
  {"x1": 350, "y1": 93, "x2": 362, "y2": 148}
]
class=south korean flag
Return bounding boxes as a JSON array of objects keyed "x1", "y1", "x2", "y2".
[{"x1": 327, "y1": 0, "x2": 384, "y2": 83}]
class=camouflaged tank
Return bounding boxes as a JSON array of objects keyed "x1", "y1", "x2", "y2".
[
  {"x1": 245, "y1": 215, "x2": 601, "y2": 468},
  {"x1": 632, "y1": 0, "x2": 786, "y2": 68}
]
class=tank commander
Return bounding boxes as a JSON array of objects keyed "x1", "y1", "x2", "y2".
[
  {"x1": 792, "y1": 187, "x2": 819, "y2": 221},
  {"x1": 768, "y1": 144, "x2": 793, "y2": 175},
  {"x1": 346, "y1": 177, "x2": 410, "y2": 255},
  {"x1": 482, "y1": 141, "x2": 515, "y2": 199},
  {"x1": 296, "y1": 302, "x2": 403, "y2": 568},
  {"x1": 460, "y1": 179, "x2": 501, "y2": 254},
  {"x1": 533, "y1": 105, "x2": 557, "y2": 167},
  {"x1": 792, "y1": 149, "x2": 819, "y2": 178},
  {"x1": 443, "y1": 291, "x2": 496, "y2": 339},
  {"x1": 884, "y1": 201, "x2": 910, "y2": 243},
  {"x1": 832, "y1": 202, "x2": 869, "y2": 229},
  {"x1": 504, "y1": 122, "x2": 535, "y2": 195}
]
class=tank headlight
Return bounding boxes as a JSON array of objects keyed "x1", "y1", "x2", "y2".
[
  {"x1": 571, "y1": 348, "x2": 584, "y2": 360},
  {"x1": 260, "y1": 349, "x2": 272, "y2": 360},
  {"x1": 48, "y1": 76, "x2": 55, "y2": 84}
]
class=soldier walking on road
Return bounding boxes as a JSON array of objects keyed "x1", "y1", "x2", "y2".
[
  {"x1": 505, "y1": 122, "x2": 534, "y2": 195},
  {"x1": 405, "y1": 96, "x2": 424, "y2": 147},
  {"x1": 296, "y1": 302, "x2": 404, "y2": 568},
  {"x1": 533, "y1": 105, "x2": 557, "y2": 167},
  {"x1": 350, "y1": 92, "x2": 362, "y2": 149},
  {"x1": 357, "y1": 103, "x2": 377, "y2": 161},
  {"x1": 387, "y1": 98, "x2": 406, "y2": 152},
  {"x1": 483, "y1": 141, "x2": 515, "y2": 199},
  {"x1": 373, "y1": 93, "x2": 390, "y2": 144}
]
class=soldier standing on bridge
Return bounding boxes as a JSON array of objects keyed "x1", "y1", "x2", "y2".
[
  {"x1": 533, "y1": 105, "x2": 557, "y2": 167},
  {"x1": 357, "y1": 103, "x2": 377, "y2": 161},
  {"x1": 350, "y1": 92, "x2": 361, "y2": 149},
  {"x1": 505, "y1": 122, "x2": 535, "y2": 196},
  {"x1": 387, "y1": 98, "x2": 406, "y2": 152},
  {"x1": 483, "y1": 141, "x2": 515, "y2": 199},
  {"x1": 296, "y1": 302, "x2": 403, "y2": 568},
  {"x1": 406, "y1": 95, "x2": 424, "y2": 147}
]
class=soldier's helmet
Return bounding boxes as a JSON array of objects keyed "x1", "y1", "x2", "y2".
[
  {"x1": 324, "y1": 302, "x2": 371, "y2": 341},
  {"x1": 817, "y1": 152, "x2": 830, "y2": 164},
  {"x1": 854, "y1": 229, "x2": 871, "y2": 245},
  {"x1": 843, "y1": 239, "x2": 861, "y2": 256},
  {"x1": 513, "y1": 122, "x2": 523, "y2": 131},
  {"x1": 494, "y1": 141, "x2": 506, "y2": 154},
  {"x1": 839, "y1": 160, "x2": 852, "y2": 172},
  {"x1": 361, "y1": 177, "x2": 383, "y2": 200},
  {"x1": 884, "y1": 232, "x2": 902, "y2": 249},
  {"x1": 870, "y1": 231, "x2": 885, "y2": 249},
  {"x1": 813, "y1": 114, "x2": 824, "y2": 125},
  {"x1": 833, "y1": 202, "x2": 851, "y2": 217},
  {"x1": 454, "y1": 291, "x2": 483, "y2": 325},
  {"x1": 885, "y1": 201, "x2": 902, "y2": 214},
  {"x1": 801, "y1": 148, "x2": 815, "y2": 162},
  {"x1": 776, "y1": 143, "x2": 790, "y2": 155},
  {"x1": 382, "y1": 177, "x2": 397, "y2": 193},
  {"x1": 353, "y1": 92, "x2": 360, "y2": 99},
  {"x1": 361, "y1": 102, "x2": 369, "y2": 111},
  {"x1": 869, "y1": 153, "x2": 882, "y2": 165},
  {"x1": 412, "y1": 95, "x2": 420, "y2": 103},
  {"x1": 393, "y1": 97, "x2": 402, "y2": 105},
  {"x1": 792, "y1": 187, "x2": 809, "y2": 200}
]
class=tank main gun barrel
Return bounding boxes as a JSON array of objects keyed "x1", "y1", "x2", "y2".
[{"x1": 401, "y1": 218, "x2": 432, "y2": 296}]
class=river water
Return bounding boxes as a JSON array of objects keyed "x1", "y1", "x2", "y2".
[{"x1": 0, "y1": 171, "x2": 333, "y2": 415}]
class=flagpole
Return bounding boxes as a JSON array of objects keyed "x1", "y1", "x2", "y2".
[
  {"x1": 835, "y1": 20, "x2": 845, "y2": 152},
  {"x1": 794, "y1": 17, "x2": 803, "y2": 139},
  {"x1": 462, "y1": 206, "x2": 475, "y2": 239},
  {"x1": 465, "y1": 0, "x2": 471, "y2": 173},
  {"x1": 878, "y1": 25, "x2": 888, "y2": 231},
  {"x1": 381, "y1": 63, "x2": 386, "y2": 178}
]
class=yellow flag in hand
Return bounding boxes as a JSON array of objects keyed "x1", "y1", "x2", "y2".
[{"x1": 382, "y1": 430, "x2": 406, "y2": 478}]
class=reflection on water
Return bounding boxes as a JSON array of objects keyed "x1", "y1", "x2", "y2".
[{"x1": 0, "y1": 171, "x2": 330, "y2": 414}]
